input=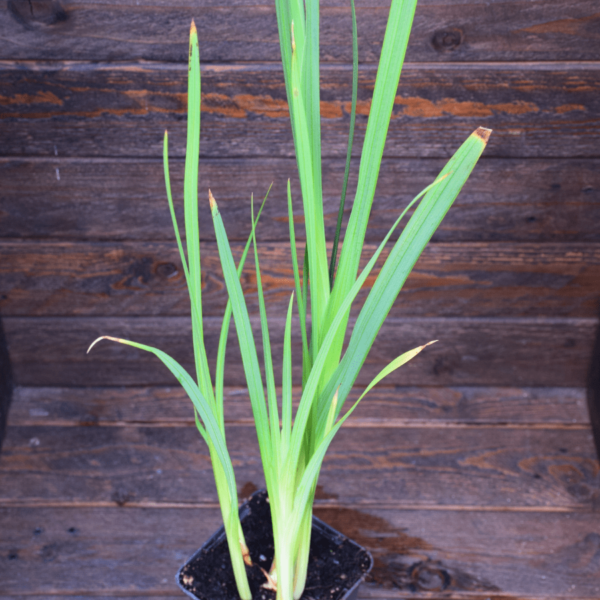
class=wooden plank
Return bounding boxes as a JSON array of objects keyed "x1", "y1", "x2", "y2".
[
  {"x1": 1, "y1": 506, "x2": 599, "y2": 597},
  {"x1": 3, "y1": 316, "x2": 596, "y2": 387},
  {"x1": 1, "y1": 241, "x2": 599, "y2": 318},
  {"x1": 1, "y1": 0, "x2": 598, "y2": 63},
  {"x1": 8, "y1": 386, "x2": 590, "y2": 426},
  {"x1": 1, "y1": 62, "x2": 598, "y2": 159},
  {"x1": 3, "y1": 157, "x2": 598, "y2": 243},
  {"x1": 317, "y1": 508, "x2": 600, "y2": 599},
  {"x1": 0, "y1": 317, "x2": 13, "y2": 451},
  {"x1": 2, "y1": 590, "x2": 182, "y2": 600},
  {"x1": 1, "y1": 422, "x2": 597, "y2": 509},
  {"x1": 1, "y1": 597, "x2": 181, "y2": 600}
]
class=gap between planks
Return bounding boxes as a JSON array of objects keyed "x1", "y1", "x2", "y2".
[
  {"x1": 7, "y1": 315, "x2": 598, "y2": 325},
  {"x1": 2, "y1": 596, "x2": 599, "y2": 600},
  {"x1": 9, "y1": 419, "x2": 592, "y2": 430},
  {"x1": 3, "y1": 593, "x2": 595, "y2": 599},
  {"x1": 2, "y1": 596, "x2": 597, "y2": 600},
  {"x1": 2, "y1": 60, "x2": 600, "y2": 70},
  {"x1": 0, "y1": 500, "x2": 587, "y2": 513}
]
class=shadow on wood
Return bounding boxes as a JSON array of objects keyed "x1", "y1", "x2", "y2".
[
  {"x1": 0, "y1": 315, "x2": 14, "y2": 451},
  {"x1": 587, "y1": 304, "x2": 600, "y2": 462}
]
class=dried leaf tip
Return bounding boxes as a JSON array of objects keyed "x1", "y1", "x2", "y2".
[
  {"x1": 208, "y1": 189, "x2": 217, "y2": 211},
  {"x1": 260, "y1": 567, "x2": 277, "y2": 591},
  {"x1": 241, "y1": 540, "x2": 253, "y2": 566},
  {"x1": 332, "y1": 387, "x2": 339, "y2": 412},
  {"x1": 474, "y1": 127, "x2": 492, "y2": 143},
  {"x1": 190, "y1": 19, "x2": 197, "y2": 36},
  {"x1": 87, "y1": 335, "x2": 120, "y2": 354}
]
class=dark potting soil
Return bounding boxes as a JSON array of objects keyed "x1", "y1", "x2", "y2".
[{"x1": 179, "y1": 490, "x2": 372, "y2": 600}]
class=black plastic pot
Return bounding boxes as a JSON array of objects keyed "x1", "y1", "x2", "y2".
[{"x1": 177, "y1": 490, "x2": 373, "y2": 600}]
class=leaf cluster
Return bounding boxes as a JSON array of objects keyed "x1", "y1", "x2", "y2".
[{"x1": 88, "y1": 3, "x2": 490, "y2": 599}]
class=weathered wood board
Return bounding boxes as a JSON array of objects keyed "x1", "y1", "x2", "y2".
[
  {"x1": 1, "y1": 241, "x2": 598, "y2": 318},
  {"x1": 8, "y1": 386, "x2": 591, "y2": 426},
  {"x1": 1, "y1": 422, "x2": 597, "y2": 509},
  {"x1": 3, "y1": 157, "x2": 598, "y2": 243},
  {"x1": 1, "y1": 63, "x2": 598, "y2": 158},
  {"x1": 1, "y1": 1, "x2": 599, "y2": 599},
  {"x1": 10, "y1": 386, "x2": 590, "y2": 428},
  {"x1": 2, "y1": 505, "x2": 600, "y2": 597},
  {"x1": 1, "y1": 0, "x2": 599, "y2": 63},
  {"x1": 4, "y1": 316, "x2": 596, "y2": 387}
]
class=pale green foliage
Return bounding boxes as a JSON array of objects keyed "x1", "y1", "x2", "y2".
[{"x1": 88, "y1": 2, "x2": 491, "y2": 599}]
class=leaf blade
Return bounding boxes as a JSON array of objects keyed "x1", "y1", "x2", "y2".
[{"x1": 321, "y1": 128, "x2": 492, "y2": 414}]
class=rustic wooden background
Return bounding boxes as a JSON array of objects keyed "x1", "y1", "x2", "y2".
[{"x1": 1, "y1": 0, "x2": 600, "y2": 598}]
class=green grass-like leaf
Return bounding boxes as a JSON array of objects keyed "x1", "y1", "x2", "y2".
[{"x1": 329, "y1": 0, "x2": 359, "y2": 289}]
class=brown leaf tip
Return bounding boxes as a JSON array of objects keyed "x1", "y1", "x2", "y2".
[
  {"x1": 474, "y1": 127, "x2": 492, "y2": 143},
  {"x1": 190, "y1": 19, "x2": 197, "y2": 36},
  {"x1": 241, "y1": 541, "x2": 253, "y2": 566},
  {"x1": 260, "y1": 567, "x2": 277, "y2": 591},
  {"x1": 208, "y1": 189, "x2": 217, "y2": 211}
]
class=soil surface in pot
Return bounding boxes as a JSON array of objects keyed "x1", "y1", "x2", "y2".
[{"x1": 179, "y1": 490, "x2": 371, "y2": 600}]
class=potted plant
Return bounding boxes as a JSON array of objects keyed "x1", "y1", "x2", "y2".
[{"x1": 89, "y1": 0, "x2": 490, "y2": 598}]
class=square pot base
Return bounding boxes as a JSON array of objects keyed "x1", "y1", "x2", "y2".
[{"x1": 177, "y1": 490, "x2": 373, "y2": 600}]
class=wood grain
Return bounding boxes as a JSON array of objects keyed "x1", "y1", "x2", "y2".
[
  {"x1": 2, "y1": 506, "x2": 600, "y2": 597},
  {"x1": 1, "y1": 241, "x2": 599, "y2": 319},
  {"x1": 1, "y1": 63, "x2": 598, "y2": 159},
  {"x1": 3, "y1": 316, "x2": 596, "y2": 387},
  {"x1": 3, "y1": 157, "x2": 598, "y2": 243},
  {"x1": 1, "y1": 422, "x2": 597, "y2": 509},
  {"x1": 1, "y1": 0, "x2": 598, "y2": 63},
  {"x1": 8, "y1": 386, "x2": 590, "y2": 427}
]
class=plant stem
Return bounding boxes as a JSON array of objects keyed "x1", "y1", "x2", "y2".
[
  {"x1": 292, "y1": 504, "x2": 312, "y2": 599},
  {"x1": 211, "y1": 446, "x2": 252, "y2": 600}
]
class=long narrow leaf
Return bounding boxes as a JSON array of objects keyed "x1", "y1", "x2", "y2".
[
  {"x1": 289, "y1": 21, "x2": 330, "y2": 358},
  {"x1": 287, "y1": 180, "x2": 311, "y2": 380},
  {"x1": 332, "y1": 0, "x2": 418, "y2": 302},
  {"x1": 183, "y1": 22, "x2": 214, "y2": 405},
  {"x1": 251, "y1": 195, "x2": 280, "y2": 457},
  {"x1": 209, "y1": 192, "x2": 273, "y2": 480},
  {"x1": 214, "y1": 186, "x2": 272, "y2": 430},
  {"x1": 163, "y1": 130, "x2": 191, "y2": 286},
  {"x1": 164, "y1": 129, "x2": 206, "y2": 391},
  {"x1": 290, "y1": 342, "x2": 434, "y2": 542},
  {"x1": 304, "y1": 0, "x2": 324, "y2": 285},
  {"x1": 324, "y1": 0, "x2": 418, "y2": 372},
  {"x1": 87, "y1": 336, "x2": 237, "y2": 502},
  {"x1": 281, "y1": 293, "x2": 295, "y2": 457},
  {"x1": 274, "y1": 0, "x2": 306, "y2": 99},
  {"x1": 320, "y1": 128, "x2": 492, "y2": 415},
  {"x1": 329, "y1": 0, "x2": 359, "y2": 288}
]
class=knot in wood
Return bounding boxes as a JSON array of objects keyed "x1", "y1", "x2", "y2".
[
  {"x1": 8, "y1": 0, "x2": 68, "y2": 30},
  {"x1": 155, "y1": 262, "x2": 179, "y2": 279},
  {"x1": 431, "y1": 29, "x2": 463, "y2": 52},
  {"x1": 409, "y1": 561, "x2": 451, "y2": 591}
]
